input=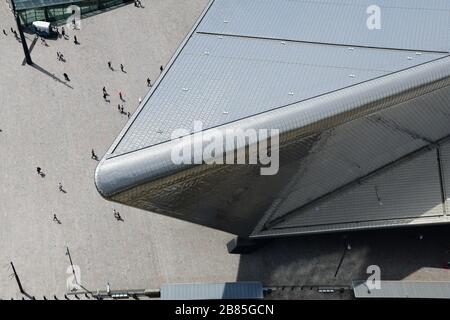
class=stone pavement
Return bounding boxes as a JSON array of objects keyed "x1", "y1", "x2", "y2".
[
  {"x1": 1, "y1": 0, "x2": 449, "y2": 300},
  {"x1": 0, "y1": 0, "x2": 241, "y2": 299}
]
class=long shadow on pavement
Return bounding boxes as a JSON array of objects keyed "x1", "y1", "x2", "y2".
[{"x1": 30, "y1": 63, "x2": 74, "y2": 89}]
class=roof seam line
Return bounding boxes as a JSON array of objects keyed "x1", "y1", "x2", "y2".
[{"x1": 196, "y1": 31, "x2": 450, "y2": 55}]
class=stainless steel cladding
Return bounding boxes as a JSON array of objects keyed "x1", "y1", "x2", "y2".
[{"x1": 95, "y1": 0, "x2": 450, "y2": 237}]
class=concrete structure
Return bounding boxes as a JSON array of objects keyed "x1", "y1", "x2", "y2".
[{"x1": 96, "y1": 0, "x2": 450, "y2": 239}]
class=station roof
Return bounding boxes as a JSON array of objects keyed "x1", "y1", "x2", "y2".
[
  {"x1": 96, "y1": 0, "x2": 450, "y2": 237},
  {"x1": 108, "y1": 0, "x2": 450, "y2": 157}
]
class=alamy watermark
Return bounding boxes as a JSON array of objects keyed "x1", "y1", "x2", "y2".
[
  {"x1": 367, "y1": 5, "x2": 382, "y2": 30},
  {"x1": 170, "y1": 121, "x2": 280, "y2": 176},
  {"x1": 66, "y1": 5, "x2": 81, "y2": 30},
  {"x1": 365, "y1": 265, "x2": 381, "y2": 290}
]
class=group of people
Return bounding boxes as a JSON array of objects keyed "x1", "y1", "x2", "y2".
[
  {"x1": 2, "y1": 27, "x2": 18, "y2": 38},
  {"x1": 17, "y1": 13, "x2": 168, "y2": 227},
  {"x1": 36, "y1": 162, "x2": 124, "y2": 224},
  {"x1": 103, "y1": 60, "x2": 157, "y2": 119}
]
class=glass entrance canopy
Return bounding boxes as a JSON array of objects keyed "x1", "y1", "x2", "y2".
[{"x1": 13, "y1": 0, "x2": 129, "y2": 25}]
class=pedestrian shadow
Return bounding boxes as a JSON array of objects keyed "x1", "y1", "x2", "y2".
[
  {"x1": 39, "y1": 172, "x2": 46, "y2": 178},
  {"x1": 21, "y1": 291, "x2": 35, "y2": 300},
  {"x1": 30, "y1": 64, "x2": 74, "y2": 89}
]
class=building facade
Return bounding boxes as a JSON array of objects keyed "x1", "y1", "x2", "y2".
[{"x1": 12, "y1": 0, "x2": 130, "y2": 25}]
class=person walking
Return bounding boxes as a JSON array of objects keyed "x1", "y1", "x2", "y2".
[
  {"x1": 103, "y1": 88, "x2": 108, "y2": 100},
  {"x1": 63, "y1": 73, "x2": 70, "y2": 82},
  {"x1": 113, "y1": 210, "x2": 123, "y2": 221},
  {"x1": 120, "y1": 64, "x2": 125, "y2": 72},
  {"x1": 91, "y1": 149, "x2": 97, "y2": 160},
  {"x1": 36, "y1": 167, "x2": 42, "y2": 175},
  {"x1": 119, "y1": 92, "x2": 123, "y2": 101},
  {"x1": 160, "y1": 65, "x2": 163, "y2": 73},
  {"x1": 2, "y1": 29, "x2": 7, "y2": 36},
  {"x1": 73, "y1": 35, "x2": 78, "y2": 44},
  {"x1": 108, "y1": 61, "x2": 113, "y2": 70},
  {"x1": 61, "y1": 27, "x2": 66, "y2": 38},
  {"x1": 53, "y1": 214, "x2": 61, "y2": 224},
  {"x1": 58, "y1": 182, "x2": 64, "y2": 192},
  {"x1": 147, "y1": 78, "x2": 152, "y2": 87}
]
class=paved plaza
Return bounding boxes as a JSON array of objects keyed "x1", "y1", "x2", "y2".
[{"x1": 0, "y1": 0, "x2": 450, "y2": 300}]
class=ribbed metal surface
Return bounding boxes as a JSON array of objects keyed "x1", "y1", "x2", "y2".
[
  {"x1": 96, "y1": 0, "x2": 450, "y2": 237},
  {"x1": 272, "y1": 150, "x2": 444, "y2": 230},
  {"x1": 353, "y1": 281, "x2": 450, "y2": 299},
  {"x1": 110, "y1": 0, "x2": 447, "y2": 156},
  {"x1": 97, "y1": 56, "x2": 450, "y2": 236},
  {"x1": 198, "y1": 0, "x2": 450, "y2": 52},
  {"x1": 160, "y1": 282, "x2": 264, "y2": 300},
  {"x1": 254, "y1": 216, "x2": 450, "y2": 238},
  {"x1": 265, "y1": 85, "x2": 450, "y2": 223}
]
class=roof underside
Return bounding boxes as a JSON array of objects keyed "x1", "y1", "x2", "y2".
[{"x1": 109, "y1": 0, "x2": 450, "y2": 157}]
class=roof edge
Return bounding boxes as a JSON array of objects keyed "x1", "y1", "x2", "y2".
[{"x1": 95, "y1": 56, "x2": 450, "y2": 198}]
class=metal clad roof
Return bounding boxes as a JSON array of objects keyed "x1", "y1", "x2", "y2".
[
  {"x1": 111, "y1": 33, "x2": 445, "y2": 155},
  {"x1": 353, "y1": 281, "x2": 450, "y2": 299},
  {"x1": 160, "y1": 282, "x2": 264, "y2": 300},
  {"x1": 198, "y1": 0, "x2": 450, "y2": 52},
  {"x1": 96, "y1": 0, "x2": 450, "y2": 237}
]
